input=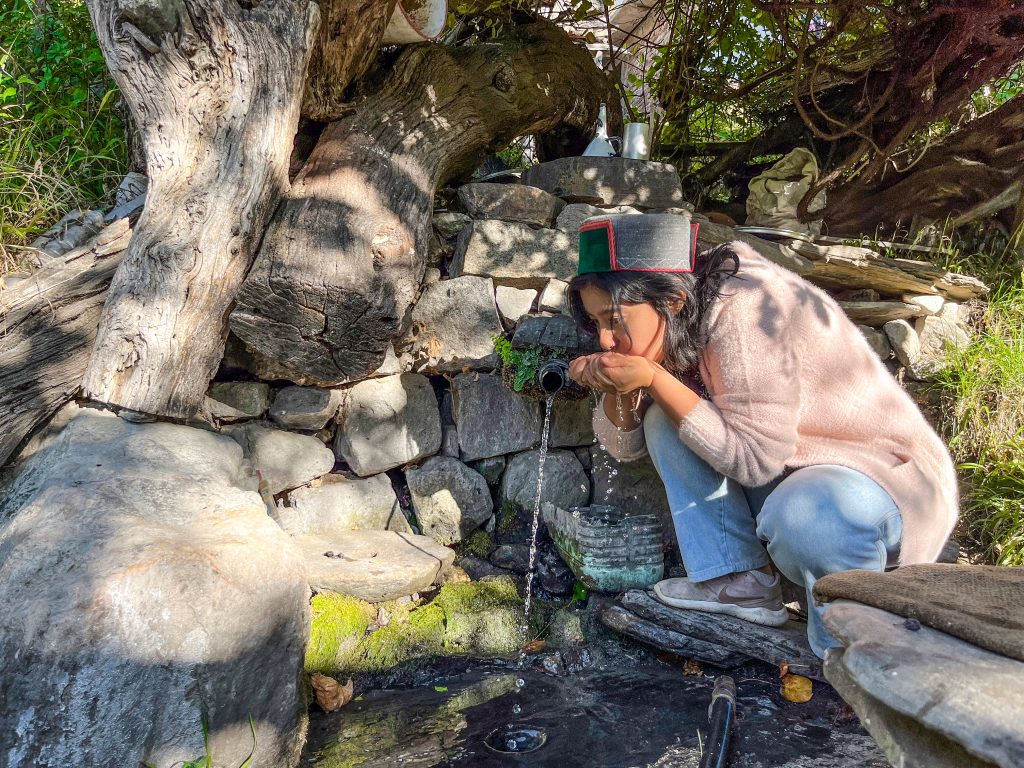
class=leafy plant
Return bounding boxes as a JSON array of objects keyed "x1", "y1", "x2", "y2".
[{"x1": 492, "y1": 334, "x2": 545, "y2": 392}]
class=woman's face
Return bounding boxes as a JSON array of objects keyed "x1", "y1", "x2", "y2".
[{"x1": 580, "y1": 284, "x2": 668, "y2": 361}]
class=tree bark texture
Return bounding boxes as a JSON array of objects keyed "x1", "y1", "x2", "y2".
[
  {"x1": 0, "y1": 220, "x2": 132, "y2": 467},
  {"x1": 81, "y1": 0, "x2": 320, "y2": 418},
  {"x1": 302, "y1": 0, "x2": 392, "y2": 121},
  {"x1": 231, "y1": 21, "x2": 610, "y2": 386},
  {"x1": 825, "y1": 96, "x2": 1024, "y2": 236}
]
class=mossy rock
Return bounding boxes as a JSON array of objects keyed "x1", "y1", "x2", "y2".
[
  {"x1": 306, "y1": 577, "x2": 536, "y2": 677},
  {"x1": 455, "y1": 528, "x2": 494, "y2": 559}
]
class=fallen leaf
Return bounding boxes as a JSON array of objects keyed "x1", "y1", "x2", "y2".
[
  {"x1": 781, "y1": 673, "x2": 813, "y2": 703},
  {"x1": 522, "y1": 639, "x2": 547, "y2": 654},
  {"x1": 682, "y1": 659, "x2": 703, "y2": 676},
  {"x1": 433, "y1": 685, "x2": 449, "y2": 692},
  {"x1": 778, "y1": 660, "x2": 789, "y2": 679},
  {"x1": 311, "y1": 673, "x2": 354, "y2": 712}
]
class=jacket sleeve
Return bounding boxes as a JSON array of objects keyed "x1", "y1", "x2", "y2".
[
  {"x1": 676, "y1": 261, "x2": 801, "y2": 486},
  {"x1": 592, "y1": 394, "x2": 649, "y2": 462}
]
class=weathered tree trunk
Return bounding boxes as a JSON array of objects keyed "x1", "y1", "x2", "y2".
[
  {"x1": 825, "y1": 96, "x2": 1024, "y2": 236},
  {"x1": 80, "y1": 0, "x2": 319, "y2": 419},
  {"x1": 0, "y1": 220, "x2": 132, "y2": 466},
  {"x1": 231, "y1": 21, "x2": 610, "y2": 386},
  {"x1": 302, "y1": 0, "x2": 392, "y2": 121}
]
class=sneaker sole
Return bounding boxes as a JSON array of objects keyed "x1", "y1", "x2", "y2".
[{"x1": 652, "y1": 583, "x2": 789, "y2": 627}]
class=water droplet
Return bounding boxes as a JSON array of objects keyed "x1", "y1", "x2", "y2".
[
  {"x1": 512, "y1": 703, "x2": 522, "y2": 714},
  {"x1": 516, "y1": 678, "x2": 526, "y2": 689},
  {"x1": 507, "y1": 739, "x2": 517, "y2": 751}
]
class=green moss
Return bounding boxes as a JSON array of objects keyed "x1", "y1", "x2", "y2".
[
  {"x1": 305, "y1": 592, "x2": 374, "y2": 675},
  {"x1": 498, "y1": 501, "x2": 521, "y2": 535},
  {"x1": 455, "y1": 528, "x2": 494, "y2": 559},
  {"x1": 307, "y1": 578, "x2": 532, "y2": 676}
]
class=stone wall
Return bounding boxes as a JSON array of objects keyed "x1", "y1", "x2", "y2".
[{"x1": 213, "y1": 156, "x2": 987, "y2": 601}]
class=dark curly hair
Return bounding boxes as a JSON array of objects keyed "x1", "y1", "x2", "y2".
[{"x1": 567, "y1": 243, "x2": 742, "y2": 376}]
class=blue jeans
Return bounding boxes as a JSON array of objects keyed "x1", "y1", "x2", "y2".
[{"x1": 643, "y1": 403, "x2": 902, "y2": 657}]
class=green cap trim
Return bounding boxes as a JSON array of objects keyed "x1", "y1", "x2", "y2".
[{"x1": 578, "y1": 221, "x2": 613, "y2": 274}]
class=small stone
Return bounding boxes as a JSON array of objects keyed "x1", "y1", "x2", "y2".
[
  {"x1": 206, "y1": 381, "x2": 271, "y2": 421},
  {"x1": 334, "y1": 373, "x2": 442, "y2": 476},
  {"x1": 554, "y1": 203, "x2": 642, "y2": 235},
  {"x1": 453, "y1": 374, "x2": 541, "y2": 461},
  {"x1": 490, "y1": 543, "x2": 531, "y2": 573},
  {"x1": 405, "y1": 275, "x2": 502, "y2": 372},
  {"x1": 433, "y1": 211, "x2": 472, "y2": 241},
  {"x1": 227, "y1": 421, "x2": 336, "y2": 494},
  {"x1": 406, "y1": 456, "x2": 493, "y2": 545},
  {"x1": 268, "y1": 386, "x2": 341, "y2": 431},
  {"x1": 857, "y1": 325, "x2": 892, "y2": 360},
  {"x1": 495, "y1": 286, "x2": 538, "y2": 327},
  {"x1": 456, "y1": 555, "x2": 511, "y2": 580},
  {"x1": 883, "y1": 320, "x2": 920, "y2": 371},
  {"x1": 537, "y1": 652, "x2": 566, "y2": 676},
  {"x1": 471, "y1": 455, "x2": 506, "y2": 486},
  {"x1": 538, "y1": 279, "x2": 570, "y2": 314},
  {"x1": 538, "y1": 551, "x2": 575, "y2": 596},
  {"x1": 901, "y1": 294, "x2": 945, "y2": 315},
  {"x1": 903, "y1": 618, "x2": 922, "y2": 631},
  {"x1": 520, "y1": 157, "x2": 684, "y2": 208},
  {"x1": 278, "y1": 472, "x2": 410, "y2": 535},
  {"x1": 457, "y1": 182, "x2": 566, "y2": 228},
  {"x1": 440, "y1": 425, "x2": 460, "y2": 458}
]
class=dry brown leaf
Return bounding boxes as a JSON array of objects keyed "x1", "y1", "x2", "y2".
[
  {"x1": 682, "y1": 659, "x2": 703, "y2": 676},
  {"x1": 780, "y1": 673, "x2": 813, "y2": 703},
  {"x1": 778, "y1": 660, "x2": 789, "y2": 678},
  {"x1": 522, "y1": 639, "x2": 547, "y2": 654},
  {"x1": 311, "y1": 673, "x2": 354, "y2": 712}
]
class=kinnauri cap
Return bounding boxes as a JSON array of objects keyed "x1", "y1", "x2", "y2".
[{"x1": 577, "y1": 212, "x2": 700, "y2": 275}]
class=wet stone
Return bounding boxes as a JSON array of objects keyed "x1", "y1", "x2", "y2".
[
  {"x1": 471, "y1": 455, "x2": 507, "y2": 486},
  {"x1": 490, "y1": 544, "x2": 531, "y2": 574},
  {"x1": 500, "y1": 449, "x2": 590, "y2": 521},
  {"x1": 550, "y1": 397, "x2": 596, "y2": 448}
]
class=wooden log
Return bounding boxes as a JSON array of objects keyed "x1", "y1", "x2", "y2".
[
  {"x1": 231, "y1": 21, "x2": 611, "y2": 386},
  {"x1": 302, "y1": 0, "x2": 392, "y2": 121},
  {"x1": 0, "y1": 220, "x2": 132, "y2": 466},
  {"x1": 619, "y1": 590, "x2": 823, "y2": 679},
  {"x1": 80, "y1": 0, "x2": 320, "y2": 418},
  {"x1": 600, "y1": 605, "x2": 751, "y2": 668}
]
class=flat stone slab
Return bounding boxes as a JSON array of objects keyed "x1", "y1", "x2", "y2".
[
  {"x1": 450, "y1": 220, "x2": 576, "y2": 288},
  {"x1": 295, "y1": 530, "x2": 455, "y2": 602},
  {"x1": 520, "y1": 157, "x2": 684, "y2": 208},
  {"x1": 457, "y1": 182, "x2": 565, "y2": 227},
  {"x1": 824, "y1": 600, "x2": 1024, "y2": 768},
  {"x1": 839, "y1": 300, "x2": 926, "y2": 326}
]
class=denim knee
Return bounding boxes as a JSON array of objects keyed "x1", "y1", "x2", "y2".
[{"x1": 755, "y1": 486, "x2": 830, "y2": 580}]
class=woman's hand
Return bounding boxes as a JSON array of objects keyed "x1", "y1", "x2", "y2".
[
  {"x1": 598, "y1": 353, "x2": 656, "y2": 392},
  {"x1": 569, "y1": 353, "x2": 655, "y2": 394}
]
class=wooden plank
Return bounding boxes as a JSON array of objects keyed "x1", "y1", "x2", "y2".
[
  {"x1": 0, "y1": 219, "x2": 132, "y2": 466},
  {"x1": 600, "y1": 604, "x2": 750, "y2": 667}
]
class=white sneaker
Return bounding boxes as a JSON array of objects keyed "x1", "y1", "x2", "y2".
[{"x1": 653, "y1": 569, "x2": 789, "y2": 627}]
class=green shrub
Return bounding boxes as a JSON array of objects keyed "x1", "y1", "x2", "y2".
[
  {"x1": 0, "y1": 0, "x2": 127, "y2": 272},
  {"x1": 932, "y1": 273, "x2": 1024, "y2": 565}
]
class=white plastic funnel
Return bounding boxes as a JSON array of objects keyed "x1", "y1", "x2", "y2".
[{"x1": 382, "y1": 0, "x2": 447, "y2": 44}]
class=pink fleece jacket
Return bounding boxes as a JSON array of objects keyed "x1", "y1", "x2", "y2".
[{"x1": 593, "y1": 242, "x2": 958, "y2": 564}]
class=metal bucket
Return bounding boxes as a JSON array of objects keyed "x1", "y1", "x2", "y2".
[{"x1": 382, "y1": 0, "x2": 447, "y2": 44}]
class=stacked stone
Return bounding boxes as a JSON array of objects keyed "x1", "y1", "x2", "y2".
[{"x1": 205, "y1": 156, "x2": 986, "y2": 604}]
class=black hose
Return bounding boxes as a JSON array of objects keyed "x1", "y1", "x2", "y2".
[
  {"x1": 537, "y1": 359, "x2": 569, "y2": 395},
  {"x1": 698, "y1": 675, "x2": 736, "y2": 768}
]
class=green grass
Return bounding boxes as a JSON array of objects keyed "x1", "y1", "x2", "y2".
[
  {"x1": 931, "y1": 263, "x2": 1024, "y2": 565},
  {"x1": 0, "y1": 0, "x2": 127, "y2": 274}
]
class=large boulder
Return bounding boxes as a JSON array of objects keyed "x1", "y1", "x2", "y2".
[
  {"x1": 334, "y1": 374, "x2": 442, "y2": 476},
  {"x1": 0, "y1": 409, "x2": 310, "y2": 768},
  {"x1": 405, "y1": 456, "x2": 492, "y2": 545},
  {"x1": 450, "y1": 220, "x2": 576, "y2": 288},
  {"x1": 276, "y1": 473, "x2": 410, "y2": 535},
  {"x1": 405, "y1": 276, "x2": 502, "y2": 372},
  {"x1": 500, "y1": 448, "x2": 590, "y2": 515},
  {"x1": 520, "y1": 157, "x2": 685, "y2": 208},
  {"x1": 226, "y1": 421, "x2": 336, "y2": 494},
  {"x1": 457, "y1": 182, "x2": 565, "y2": 227},
  {"x1": 452, "y1": 373, "x2": 541, "y2": 461}
]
